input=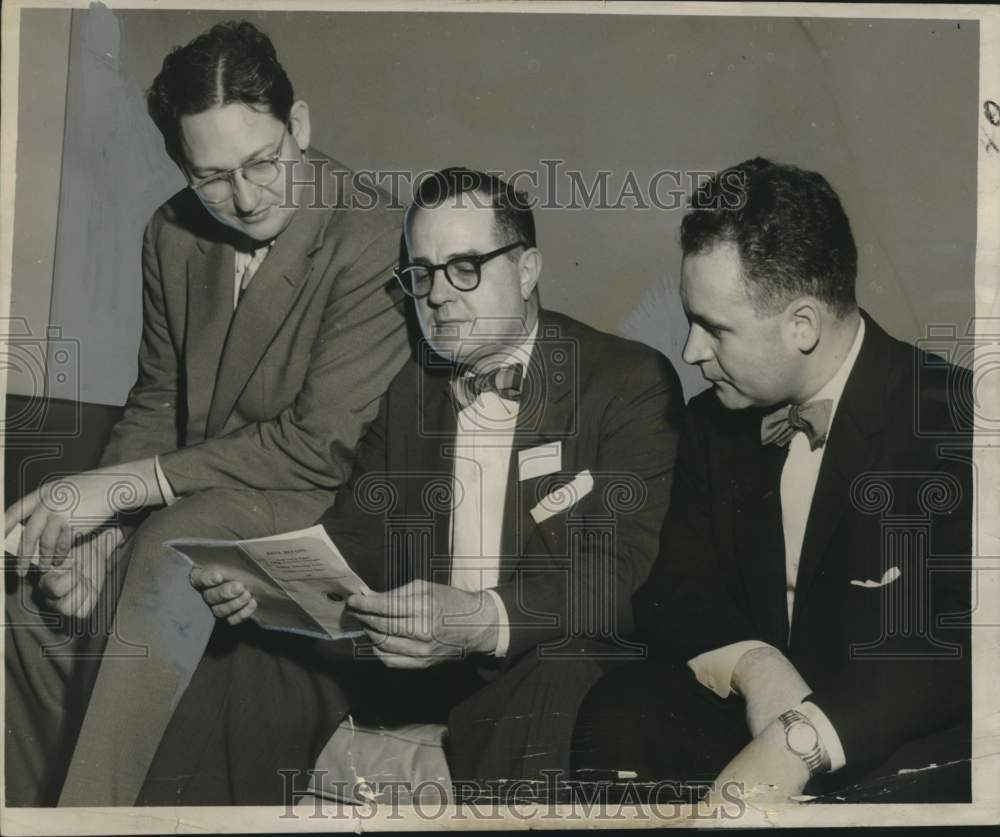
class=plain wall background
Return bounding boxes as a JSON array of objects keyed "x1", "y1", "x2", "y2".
[
  {"x1": 10, "y1": 8, "x2": 979, "y2": 404},
  {"x1": 7, "y1": 9, "x2": 71, "y2": 400}
]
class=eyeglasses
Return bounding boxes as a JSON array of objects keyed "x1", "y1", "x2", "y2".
[
  {"x1": 394, "y1": 241, "x2": 529, "y2": 299},
  {"x1": 186, "y1": 128, "x2": 288, "y2": 205}
]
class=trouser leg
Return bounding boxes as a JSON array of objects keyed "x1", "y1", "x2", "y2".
[
  {"x1": 137, "y1": 622, "x2": 355, "y2": 806},
  {"x1": 4, "y1": 557, "x2": 124, "y2": 807},
  {"x1": 58, "y1": 487, "x2": 331, "y2": 806},
  {"x1": 447, "y1": 639, "x2": 621, "y2": 797}
]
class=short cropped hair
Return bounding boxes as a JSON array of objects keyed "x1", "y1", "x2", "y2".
[
  {"x1": 406, "y1": 167, "x2": 537, "y2": 256},
  {"x1": 147, "y1": 21, "x2": 294, "y2": 163},
  {"x1": 680, "y1": 158, "x2": 858, "y2": 317}
]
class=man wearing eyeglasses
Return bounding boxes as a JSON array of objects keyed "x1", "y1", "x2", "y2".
[
  {"x1": 132, "y1": 168, "x2": 685, "y2": 804},
  {"x1": 5, "y1": 21, "x2": 409, "y2": 806}
]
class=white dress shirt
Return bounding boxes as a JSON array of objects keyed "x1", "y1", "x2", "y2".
[
  {"x1": 153, "y1": 241, "x2": 274, "y2": 505},
  {"x1": 448, "y1": 325, "x2": 538, "y2": 657},
  {"x1": 688, "y1": 317, "x2": 865, "y2": 772}
]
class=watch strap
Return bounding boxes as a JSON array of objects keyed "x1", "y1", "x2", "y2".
[{"x1": 779, "y1": 709, "x2": 828, "y2": 777}]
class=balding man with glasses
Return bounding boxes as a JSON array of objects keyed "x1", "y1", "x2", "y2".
[
  {"x1": 5, "y1": 20, "x2": 409, "y2": 806},
  {"x1": 133, "y1": 167, "x2": 685, "y2": 804}
]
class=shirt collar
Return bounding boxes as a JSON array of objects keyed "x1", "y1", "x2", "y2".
[
  {"x1": 459, "y1": 320, "x2": 539, "y2": 380},
  {"x1": 807, "y1": 315, "x2": 865, "y2": 431}
]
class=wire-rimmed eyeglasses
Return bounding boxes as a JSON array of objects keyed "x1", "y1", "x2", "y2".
[{"x1": 186, "y1": 127, "x2": 288, "y2": 205}]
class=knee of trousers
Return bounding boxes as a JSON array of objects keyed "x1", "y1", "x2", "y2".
[{"x1": 122, "y1": 488, "x2": 270, "y2": 567}]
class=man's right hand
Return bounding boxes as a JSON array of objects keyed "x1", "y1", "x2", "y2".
[
  {"x1": 5, "y1": 458, "x2": 162, "y2": 577},
  {"x1": 190, "y1": 568, "x2": 257, "y2": 625},
  {"x1": 35, "y1": 526, "x2": 128, "y2": 619}
]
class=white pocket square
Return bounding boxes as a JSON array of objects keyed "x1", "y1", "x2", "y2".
[
  {"x1": 850, "y1": 566, "x2": 901, "y2": 588},
  {"x1": 530, "y1": 470, "x2": 594, "y2": 524}
]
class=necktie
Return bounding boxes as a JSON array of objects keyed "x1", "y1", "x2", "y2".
[
  {"x1": 236, "y1": 242, "x2": 273, "y2": 307},
  {"x1": 760, "y1": 399, "x2": 833, "y2": 451},
  {"x1": 450, "y1": 364, "x2": 524, "y2": 411}
]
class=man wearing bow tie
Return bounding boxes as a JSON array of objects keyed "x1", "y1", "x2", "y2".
[
  {"x1": 134, "y1": 167, "x2": 684, "y2": 804},
  {"x1": 574, "y1": 158, "x2": 972, "y2": 804}
]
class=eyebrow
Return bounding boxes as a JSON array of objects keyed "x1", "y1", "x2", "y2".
[
  {"x1": 687, "y1": 311, "x2": 729, "y2": 333},
  {"x1": 411, "y1": 249, "x2": 486, "y2": 265},
  {"x1": 188, "y1": 139, "x2": 279, "y2": 178}
]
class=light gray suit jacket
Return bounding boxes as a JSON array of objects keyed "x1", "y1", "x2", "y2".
[{"x1": 100, "y1": 149, "x2": 411, "y2": 518}]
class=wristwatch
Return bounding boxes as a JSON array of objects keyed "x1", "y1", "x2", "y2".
[{"x1": 778, "y1": 709, "x2": 829, "y2": 777}]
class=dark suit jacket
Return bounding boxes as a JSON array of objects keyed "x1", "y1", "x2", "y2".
[
  {"x1": 635, "y1": 311, "x2": 972, "y2": 778},
  {"x1": 319, "y1": 309, "x2": 685, "y2": 660},
  {"x1": 100, "y1": 150, "x2": 410, "y2": 518}
]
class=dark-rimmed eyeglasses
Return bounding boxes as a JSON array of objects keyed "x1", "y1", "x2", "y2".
[
  {"x1": 394, "y1": 241, "x2": 529, "y2": 299},
  {"x1": 186, "y1": 127, "x2": 289, "y2": 205}
]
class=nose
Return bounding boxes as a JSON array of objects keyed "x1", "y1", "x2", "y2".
[
  {"x1": 426, "y1": 266, "x2": 455, "y2": 307},
  {"x1": 682, "y1": 323, "x2": 713, "y2": 366},
  {"x1": 231, "y1": 171, "x2": 260, "y2": 213}
]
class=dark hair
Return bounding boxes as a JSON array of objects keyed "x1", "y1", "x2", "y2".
[
  {"x1": 406, "y1": 167, "x2": 536, "y2": 256},
  {"x1": 680, "y1": 158, "x2": 858, "y2": 317},
  {"x1": 147, "y1": 21, "x2": 294, "y2": 163}
]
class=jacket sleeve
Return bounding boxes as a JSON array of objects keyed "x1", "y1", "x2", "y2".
[
  {"x1": 494, "y1": 351, "x2": 685, "y2": 659},
  {"x1": 313, "y1": 372, "x2": 394, "y2": 592},
  {"x1": 633, "y1": 396, "x2": 768, "y2": 661},
  {"x1": 157, "y1": 223, "x2": 410, "y2": 495},
  {"x1": 99, "y1": 217, "x2": 182, "y2": 468}
]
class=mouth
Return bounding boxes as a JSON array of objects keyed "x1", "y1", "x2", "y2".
[
  {"x1": 241, "y1": 206, "x2": 272, "y2": 223},
  {"x1": 431, "y1": 320, "x2": 465, "y2": 337}
]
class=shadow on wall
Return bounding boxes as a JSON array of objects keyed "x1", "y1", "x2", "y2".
[{"x1": 46, "y1": 4, "x2": 184, "y2": 406}]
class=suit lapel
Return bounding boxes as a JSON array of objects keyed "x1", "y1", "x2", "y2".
[
  {"x1": 204, "y1": 178, "x2": 332, "y2": 438},
  {"x1": 791, "y1": 314, "x2": 888, "y2": 629},
  {"x1": 406, "y1": 348, "x2": 457, "y2": 584},
  {"x1": 185, "y1": 237, "x2": 237, "y2": 439},
  {"x1": 728, "y1": 412, "x2": 791, "y2": 650},
  {"x1": 500, "y1": 311, "x2": 576, "y2": 578}
]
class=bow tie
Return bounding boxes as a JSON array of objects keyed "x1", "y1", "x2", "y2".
[
  {"x1": 450, "y1": 364, "x2": 525, "y2": 411},
  {"x1": 760, "y1": 399, "x2": 833, "y2": 451}
]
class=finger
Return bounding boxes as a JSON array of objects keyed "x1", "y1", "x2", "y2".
[
  {"x1": 351, "y1": 612, "x2": 430, "y2": 641},
  {"x1": 37, "y1": 516, "x2": 68, "y2": 571},
  {"x1": 19, "y1": 511, "x2": 48, "y2": 576},
  {"x1": 38, "y1": 569, "x2": 76, "y2": 600},
  {"x1": 371, "y1": 644, "x2": 431, "y2": 670},
  {"x1": 70, "y1": 580, "x2": 98, "y2": 621},
  {"x1": 226, "y1": 597, "x2": 257, "y2": 626},
  {"x1": 210, "y1": 589, "x2": 253, "y2": 619},
  {"x1": 347, "y1": 586, "x2": 422, "y2": 617},
  {"x1": 203, "y1": 581, "x2": 247, "y2": 606},
  {"x1": 55, "y1": 527, "x2": 73, "y2": 557},
  {"x1": 5, "y1": 492, "x2": 37, "y2": 536},
  {"x1": 189, "y1": 568, "x2": 224, "y2": 591},
  {"x1": 364, "y1": 629, "x2": 445, "y2": 658}
]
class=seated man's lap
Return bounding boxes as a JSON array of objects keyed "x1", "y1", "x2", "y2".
[
  {"x1": 572, "y1": 661, "x2": 972, "y2": 804},
  {"x1": 572, "y1": 660, "x2": 749, "y2": 788},
  {"x1": 8, "y1": 486, "x2": 333, "y2": 807},
  {"x1": 140, "y1": 633, "x2": 622, "y2": 804}
]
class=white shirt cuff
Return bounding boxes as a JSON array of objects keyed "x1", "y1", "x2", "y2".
[
  {"x1": 484, "y1": 589, "x2": 510, "y2": 657},
  {"x1": 687, "y1": 640, "x2": 772, "y2": 698},
  {"x1": 153, "y1": 456, "x2": 179, "y2": 506},
  {"x1": 799, "y1": 700, "x2": 847, "y2": 772}
]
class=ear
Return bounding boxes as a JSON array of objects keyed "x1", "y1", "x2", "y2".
[
  {"x1": 288, "y1": 100, "x2": 312, "y2": 151},
  {"x1": 787, "y1": 298, "x2": 821, "y2": 353},
  {"x1": 518, "y1": 247, "x2": 542, "y2": 301}
]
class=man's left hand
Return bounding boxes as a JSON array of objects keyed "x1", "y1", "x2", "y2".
[
  {"x1": 708, "y1": 720, "x2": 811, "y2": 809},
  {"x1": 347, "y1": 580, "x2": 500, "y2": 669}
]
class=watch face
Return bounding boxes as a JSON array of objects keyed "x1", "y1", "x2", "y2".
[{"x1": 787, "y1": 721, "x2": 819, "y2": 755}]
